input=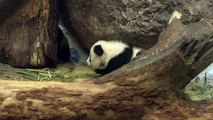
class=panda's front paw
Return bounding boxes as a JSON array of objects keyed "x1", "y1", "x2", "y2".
[{"x1": 136, "y1": 49, "x2": 146, "y2": 56}]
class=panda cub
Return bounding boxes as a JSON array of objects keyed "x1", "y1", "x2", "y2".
[{"x1": 87, "y1": 40, "x2": 141, "y2": 75}]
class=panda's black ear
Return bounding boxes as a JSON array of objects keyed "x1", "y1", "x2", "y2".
[{"x1": 94, "y1": 45, "x2": 103, "y2": 56}]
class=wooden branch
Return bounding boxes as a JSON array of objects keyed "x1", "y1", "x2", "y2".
[
  {"x1": 95, "y1": 18, "x2": 213, "y2": 90},
  {"x1": 0, "y1": 0, "x2": 58, "y2": 68}
]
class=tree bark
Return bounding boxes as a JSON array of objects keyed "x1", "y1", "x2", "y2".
[
  {"x1": 95, "y1": 18, "x2": 213, "y2": 88},
  {"x1": 0, "y1": 0, "x2": 58, "y2": 68},
  {"x1": 0, "y1": 18, "x2": 213, "y2": 120}
]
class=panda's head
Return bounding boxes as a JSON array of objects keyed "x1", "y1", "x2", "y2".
[
  {"x1": 87, "y1": 40, "x2": 141, "y2": 75},
  {"x1": 87, "y1": 41, "x2": 106, "y2": 70}
]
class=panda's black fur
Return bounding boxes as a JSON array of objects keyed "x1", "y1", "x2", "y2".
[{"x1": 87, "y1": 40, "x2": 141, "y2": 75}]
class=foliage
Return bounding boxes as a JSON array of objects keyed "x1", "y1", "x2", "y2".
[{"x1": 191, "y1": 73, "x2": 213, "y2": 101}]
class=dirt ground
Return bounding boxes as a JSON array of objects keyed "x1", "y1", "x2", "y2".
[{"x1": 0, "y1": 63, "x2": 98, "y2": 82}]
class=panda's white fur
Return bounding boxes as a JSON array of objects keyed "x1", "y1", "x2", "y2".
[{"x1": 87, "y1": 40, "x2": 141, "y2": 75}]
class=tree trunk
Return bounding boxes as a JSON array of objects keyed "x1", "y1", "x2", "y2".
[
  {"x1": 0, "y1": 0, "x2": 58, "y2": 68},
  {"x1": 0, "y1": 16, "x2": 212, "y2": 119}
]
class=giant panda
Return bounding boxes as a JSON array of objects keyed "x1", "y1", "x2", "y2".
[{"x1": 87, "y1": 40, "x2": 141, "y2": 75}]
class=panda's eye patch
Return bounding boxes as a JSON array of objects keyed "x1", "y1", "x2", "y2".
[{"x1": 94, "y1": 45, "x2": 103, "y2": 56}]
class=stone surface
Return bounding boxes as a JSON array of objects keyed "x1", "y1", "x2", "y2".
[{"x1": 60, "y1": 0, "x2": 213, "y2": 50}]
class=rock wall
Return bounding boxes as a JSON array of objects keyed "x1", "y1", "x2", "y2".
[{"x1": 60, "y1": 0, "x2": 213, "y2": 50}]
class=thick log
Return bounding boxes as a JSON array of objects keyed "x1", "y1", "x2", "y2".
[
  {"x1": 0, "y1": 18, "x2": 213, "y2": 119},
  {"x1": 0, "y1": 0, "x2": 58, "y2": 68},
  {"x1": 0, "y1": 79, "x2": 212, "y2": 120}
]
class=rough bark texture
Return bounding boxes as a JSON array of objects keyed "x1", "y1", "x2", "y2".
[
  {"x1": 60, "y1": 0, "x2": 213, "y2": 50},
  {"x1": 0, "y1": 18, "x2": 212, "y2": 119},
  {"x1": 0, "y1": 0, "x2": 58, "y2": 68}
]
